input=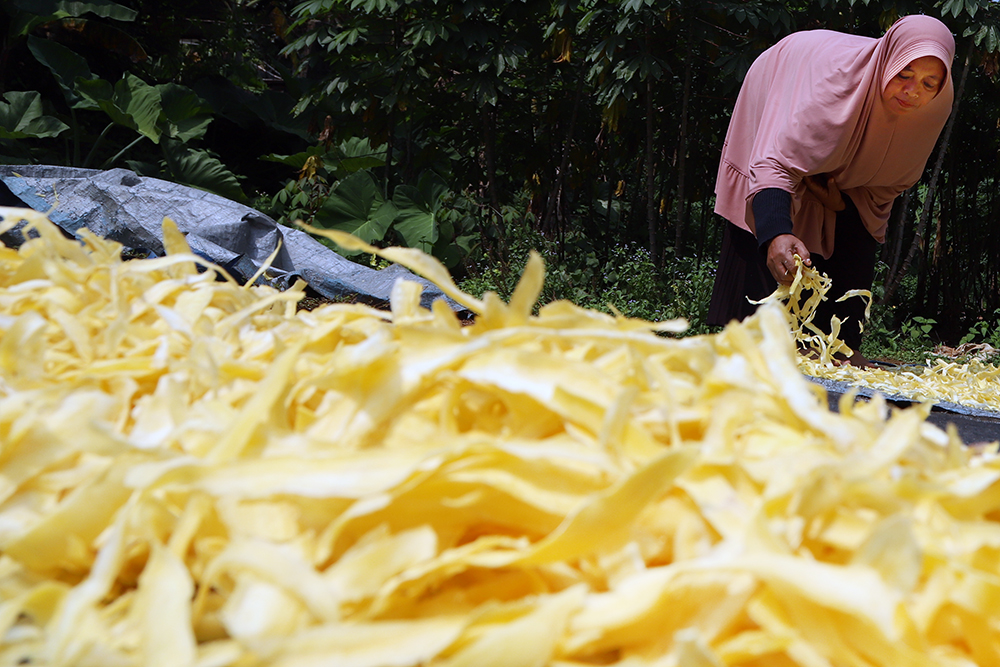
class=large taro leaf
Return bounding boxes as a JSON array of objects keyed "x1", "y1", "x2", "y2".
[
  {"x1": 262, "y1": 138, "x2": 386, "y2": 179},
  {"x1": 157, "y1": 83, "x2": 213, "y2": 143},
  {"x1": 0, "y1": 91, "x2": 70, "y2": 139},
  {"x1": 7, "y1": 0, "x2": 136, "y2": 39},
  {"x1": 51, "y1": 17, "x2": 147, "y2": 61},
  {"x1": 431, "y1": 216, "x2": 476, "y2": 269},
  {"x1": 10, "y1": 0, "x2": 137, "y2": 21},
  {"x1": 26, "y1": 34, "x2": 98, "y2": 109},
  {"x1": 391, "y1": 170, "x2": 447, "y2": 253},
  {"x1": 247, "y1": 90, "x2": 312, "y2": 140},
  {"x1": 161, "y1": 139, "x2": 246, "y2": 202},
  {"x1": 191, "y1": 77, "x2": 310, "y2": 140},
  {"x1": 77, "y1": 73, "x2": 162, "y2": 143},
  {"x1": 328, "y1": 137, "x2": 387, "y2": 178},
  {"x1": 313, "y1": 170, "x2": 397, "y2": 254},
  {"x1": 260, "y1": 145, "x2": 327, "y2": 171}
]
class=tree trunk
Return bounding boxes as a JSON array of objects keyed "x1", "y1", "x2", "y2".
[
  {"x1": 383, "y1": 106, "x2": 395, "y2": 198},
  {"x1": 932, "y1": 177, "x2": 946, "y2": 269},
  {"x1": 696, "y1": 191, "x2": 709, "y2": 260},
  {"x1": 992, "y1": 184, "x2": 1000, "y2": 311},
  {"x1": 603, "y1": 133, "x2": 617, "y2": 265},
  {"x1": 673, "y1": 31, "x2": 693, "y2": 259},
  {"x1": 880, "y1": 43, "x2": 972, "y2": 306},
  {"x1": 645, "y1": 76, "x2": 658, "y2": 268},
  {"x1": 885, "y1": 187, "x2": 912, "y2": 280},
  {"x1": 482, "y1": 106, "x2": 499, "y2": 213},
  {"x1": 926, "y1": 185, "x2": 946, "y2": 315},
  {"x1": 542, "y1": 67, "x2": 586, "y2": 240}
]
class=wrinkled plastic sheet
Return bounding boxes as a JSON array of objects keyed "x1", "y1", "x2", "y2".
[
  {"x1": 805, "y1": 374, "x2": 1000, "y2": 445},
  {"x1": 0, "y1": 165, "x2": 464, "y2": 312}
]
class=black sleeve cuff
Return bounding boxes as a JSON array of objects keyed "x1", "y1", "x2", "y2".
[{"x1": 751, "y1": 188, "x2": 793, "y2": 250}]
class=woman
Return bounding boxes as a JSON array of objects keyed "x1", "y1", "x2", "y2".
[{"x1": 707, "y1": 14, "x2": 955, "y2": 366}]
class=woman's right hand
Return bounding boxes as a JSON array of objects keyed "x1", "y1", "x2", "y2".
[{"x1": 766, "y1": 234, "x2": 812, "y2": 285}]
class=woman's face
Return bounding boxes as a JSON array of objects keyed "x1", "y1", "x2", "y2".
[{"x1": 882, "y1": 55, "x2": 947, "y2": 115}]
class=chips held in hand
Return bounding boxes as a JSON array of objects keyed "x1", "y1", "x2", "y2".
[{"x1": 757, "y1": 254, "x2": 999, "y2": 412}]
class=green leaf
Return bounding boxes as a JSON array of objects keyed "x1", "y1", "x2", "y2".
[
  {"x1": 115, "y1": 74, "x2": 162, "y2": 142},
  {"x1": 6, "y1": 5, "x2": 50, "y2": 38},
  {"x1": 74, "y1": 77, "x2": 114, "y2": 105},
  {"x1": 314, "y1": 170, "x2": 397, "y2": 248},
  {"x1": 431, "y1": 238, "x2": 463, "y2": 268},
  {"x1": 262, "y1": 138, "x2": 383, "y2": 179},
  {"x1": 392, "y1": 187, "x2": 437, "y2": 250},
  {"x1": 26, "y1": 34, "x2": 98, "y2": 109},
  {"x1": 330, "y1": 137, "x2": 387, "y2": 176},
  {"x1": 576, "y1": 9, "x2": 599, "y2": 36},
  {"x1": 391, "y1": 171, "x2": 447, "y2": 251},
  {"x1": 80, "y1": 73, "x2": 162, "y2": 143},
  {"x1": 53, "y1": 17, "x2": 147, "y2": 61},
  {"x1": 190, "y1": 79, "x2": 310, "y2": 141},
  {"x1": 245, "y1": 90, "x2": 313, "y2": 140},
  {"x1": 260, "y1": 145, "x2": 329, "y2": 170},
  {"x1": 10, "y1": 0, "x2": 137, "y2": 21},
  {"x1": 157, "y1": 83, "x2": 213, "y2": 143},
  {"x1": 161, "y1": 140, "x2": 246, "y2": 202},
  {"x1": 0, "y1": 90, "x2": 70, "y2": 139},
  {"x1": 942, "y1": 0, "x2": 963, "y2": 18}
]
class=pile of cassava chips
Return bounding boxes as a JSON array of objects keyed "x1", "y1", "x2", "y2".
[
  {"x1": 760, "y1": 256, "x2": 999, "y2": 413},
  {"x1": 2, "y1": 206, "x2": 1000, "y2": 667}
]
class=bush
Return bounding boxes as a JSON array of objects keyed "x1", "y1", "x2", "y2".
[{"x1": 459, "y1": 212, "x2": 718, "y2": 334}]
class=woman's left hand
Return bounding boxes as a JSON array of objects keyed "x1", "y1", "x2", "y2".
[{"x1": 804, "y1": 174, "x2": 846, "y2": 212}]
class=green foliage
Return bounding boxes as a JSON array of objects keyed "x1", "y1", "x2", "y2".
[
  {"x1": 580, "y1": 0, "x2": 675, "y2": 112},
  {"x1": 459, "y1": 211, "x2": 717, "y2": 333},
  {"x1": 391, "y1": 171, "x2": 447, "y2": 253},
  {"x1": 266, "y1": 137, "x2": 476, "y2": 268},
  {"x1": 0, "y1": 90, "x2": 69, "y2": 140},
  {"x1": 12, "y1": 0, "x2": 137, "y2": 22},
  {"x1": 4, "y1": 0, "x2": 137, "y2": 42},
  {"x1": 1, "y1": 0, "x2": 308, "y2": 201},
  {"x1": 76, "y1": 73, "x2": 163, "y2": 142},
  {"x1": 904, "y1": 315, "x2": 938, "y2": 345},
  {"x1": 268, "y1": 169, "x2": 332, "y2": 227},
  {"x1": 315, "y1": 170, "x2": 398, "y2": 247},
  {"x1": 862, "y1": 317, "x2": 935, "y2": 363},
  {"x1": 157, "y1": 84, "x2": 214, "y2": 143},
  {"x1": 265, "y1": 137, "x2": 388, "y2": 229},
  {"x1": 263, "y1": 138, "x2": 387, "y2": 180},
  {"x1": 964, "y1": 20, "x2": 1000, "y2": 52},
  {"x1": 959, "y1": 310, "x2": 1000, "y2": 347},
  {"x1": 25, "y1": 34, "x2": 98, "y2": 108},
  {"x1": 155, "y1": 140, "x2": 247, "y2": 202}
]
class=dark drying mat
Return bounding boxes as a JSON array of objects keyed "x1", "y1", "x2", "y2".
[{"x1": 805, "y1": 374, "x2": 1000, "y2": 446}]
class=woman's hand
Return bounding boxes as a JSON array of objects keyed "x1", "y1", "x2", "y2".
[
  {"x1": 766, "y1": 234, "x2": 812, "y2": 285},
  {"x1": 804, "y1": 174, "x2": 846, "y2": 212}
]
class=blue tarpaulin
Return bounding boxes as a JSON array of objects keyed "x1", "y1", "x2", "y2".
[{"x1": 0, "y1": 164, "x2": 463, "y2": 312}]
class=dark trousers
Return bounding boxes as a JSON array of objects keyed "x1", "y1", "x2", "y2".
[{"x1": 707, "y1": 199, "x2": 877, "y2": 352}]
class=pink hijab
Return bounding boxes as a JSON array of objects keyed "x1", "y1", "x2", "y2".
[{"x1": 714, "y1": 15, "x2": 955, "y2": 258}]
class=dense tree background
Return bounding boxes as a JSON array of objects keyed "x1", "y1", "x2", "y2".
[{"x1": 2, "y1": 0, "x2": 999, "y2": 344}]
